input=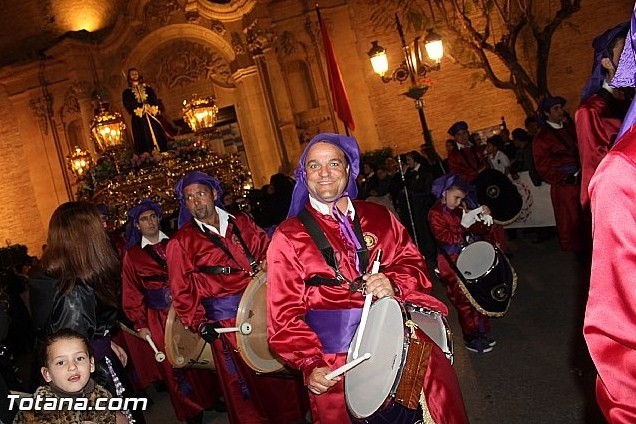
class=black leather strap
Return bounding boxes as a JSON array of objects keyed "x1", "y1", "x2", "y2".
[
  {"x1": 298, "y1": 205, "x2": 369, "y2": 276},
  {"x1": 198, "y1": 266, "x2": 242, "y2": 275},
  {"x1": 142, "y1": 244, "x2": 167, "y2": 269},
  {"x1": 194, "y1": 216, "x2": 258, "y2": 274}
]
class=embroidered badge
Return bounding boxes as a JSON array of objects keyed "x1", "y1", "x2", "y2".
[{"x1": 363, "y1": 232, "x2": 378, "y2": 249}]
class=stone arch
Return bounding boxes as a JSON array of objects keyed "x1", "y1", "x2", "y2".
[{"x1": 124, "y1": 24, "x2": 236, "y2": 72}]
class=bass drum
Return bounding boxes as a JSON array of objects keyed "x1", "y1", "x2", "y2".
[
  {"x1": 473, "y1": 169, "x2": 523, "y2": 225},
  {"x1": 164, "y1": 307, "x2": 215, "y2": 369},
  {"x1": 236, "y1": 271, "x2": 285, "y2": 374}
]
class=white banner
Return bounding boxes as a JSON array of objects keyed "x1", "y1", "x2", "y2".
[{"x1": 506, "y1": 171, "x2": 556, "y2": 228}]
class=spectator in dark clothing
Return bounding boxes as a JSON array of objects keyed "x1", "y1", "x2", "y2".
[
  {"x1": 400, "y1": 151, "x2": 437, "y2": 258},
  {"x1": 359, "y1": 162, "x2": 379, "y2": 199},
  {"x1": 262, "y1": 173, "x2": 295, "y2": 226}
]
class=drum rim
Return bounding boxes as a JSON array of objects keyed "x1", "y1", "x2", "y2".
[
  {"x1": 456, "y1": 241, "x2": 497, "y2": 279},
  {"x1": 235, "y1": 271, "x2": 285, "y2": 374},
  {"x1": 404, "y1": 303, "x2": 454, "y2": 364}
]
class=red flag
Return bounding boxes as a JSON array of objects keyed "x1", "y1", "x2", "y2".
[{"x1": 317, "y1": 6, "x2": 355, "y2": 132}]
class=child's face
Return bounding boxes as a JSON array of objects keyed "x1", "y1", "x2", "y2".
[
  {"x1": 42, "y1": 338, "x2": 94, "y2": 393},
  {"x1": 485, "y1": 143, "x2": 496, "y2": 155},
  {"x1": 443, "y1": 188, "x2": 466, "y2": 210}
]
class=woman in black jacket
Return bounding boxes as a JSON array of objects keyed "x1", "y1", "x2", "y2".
[{"x1": 29, "y1": 201, "x2": 145, "y2": 423}]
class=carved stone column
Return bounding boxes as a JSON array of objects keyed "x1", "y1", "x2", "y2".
[{"x1": 245, "y1": 19, "x2": 293, "y2": 174}]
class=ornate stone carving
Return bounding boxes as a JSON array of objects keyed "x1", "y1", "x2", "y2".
[
  {"x1": 29, "y1": 96, "x2": 52, "y2": 135},
  {"x1": 59, "y1": 83, "x2": 83, "y2": 119},
  {"x1": 210, "y1": 20, "x2": 226, "y2": 35},
  {"x1": 231, "y1": 32, "x2": 246, "y2": 56},
  {"x1": 145, "y1": 0, "x2": 181, "y2": 25},
  {"x1": 145, "y1": 40, "x2": 234, "y2": 89},
  {"x1": 278, "y1": 31, "x2": 296, "y2": 56},
  {"x1": 245, "y1": 20, "x2": 275, "y2": 56}
]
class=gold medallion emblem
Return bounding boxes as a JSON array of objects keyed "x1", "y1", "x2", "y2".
[{"x1": 363, "y1": 232, "x2": 378, "y2": 249}]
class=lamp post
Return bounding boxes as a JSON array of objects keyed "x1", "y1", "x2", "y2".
[{"x1": 368, "y1": 14, "x2": 445, "y2": 174}]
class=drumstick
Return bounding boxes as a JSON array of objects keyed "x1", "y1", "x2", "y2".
[
  {"x1": 325, "y1": 352, "x2": 371, "y2": 380},
  {"x1": 144, "y1": 335, "x2": 166, "y2": 363},
  {"x1": 214, "y1": 327, "x2": 240, "y2": 334},
  {"x1": 353, "y1": 250, "x2": 382, "y2": 360}
]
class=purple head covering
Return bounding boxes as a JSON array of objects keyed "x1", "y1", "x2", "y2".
[
  {"x1": 287, "y1": 133, "x2": 360, "y2": 218},
  {"x1": 174, "y1": 171, "x2": 224, "y2": 228},
  {"x1": 431, "y1": 173, "x2": 477, "y2": 208},
  {"x1": 611, "y1": 4, "x2": 636, "y2": 142},
  {"x1": 125, "y1": 199, "x2": 162, "y2": 250},
  {"x1": 580, "y1": 22, "x2": 630, "y2": 103},
  {"x1": 447, "y1": 121, "x2": 469, "y2": 136}
]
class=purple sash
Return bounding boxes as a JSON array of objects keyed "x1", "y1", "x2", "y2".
[
  {"x1": 201, "y1": 293, "x2": 242, "y2": 321},
  {"x1": 305, "y1": 308, "x2": 362, "y2": 354},
  {"x1": 439, "y1": 243, "x2": 462, "y2": 255},
  {"x1": 91, "y1": 335, "x2": 112, "y2": 361},
  {"x1": 144, "y1": 287, "x2": 171, "y2": 310}
]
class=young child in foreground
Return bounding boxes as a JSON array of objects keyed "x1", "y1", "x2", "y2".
[{"x1": 13, "y1": 328, "x2": 128, "y2": 424}]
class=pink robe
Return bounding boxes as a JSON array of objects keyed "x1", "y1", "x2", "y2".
[
  {"x1": 267, "y1": 201, "x2": 468, "y2": 424},
  {"x1": 584, "y1": 133, "x2": 636, "y2": 423},
  {"x1": 166, "y1": 213, "x2": 308, "y2": 424},
  {"x1": 122, "y1": 241, "x2": 221, "y2": 421}
]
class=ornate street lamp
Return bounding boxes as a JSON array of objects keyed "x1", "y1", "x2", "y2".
[
  {"x1": 368, "y1": 14, "x2": 445, "y2": 173},
  {"x1": 67, "y1": 146, "x2": 93, "y2": 179},
  {"x1": 90, "y1": 101, "x2": 127, "y2": 152},
  {"x1": 182, "y1": 94, "x2": 219, "y2": 133}
]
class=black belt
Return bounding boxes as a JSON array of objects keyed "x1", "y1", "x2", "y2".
[
  {"x1": 199, "y1": 266, "x2": 242, "y2": 275},
  {"x1": 140, "y1": 274, "x2": 168, "y2": 282}
]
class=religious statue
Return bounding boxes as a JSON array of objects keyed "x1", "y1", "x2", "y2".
[{"x1": 122, "y1": 68, "x2": 171, "y2": 154}]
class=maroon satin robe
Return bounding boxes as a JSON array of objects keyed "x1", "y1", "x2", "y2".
[
  {"x1": 428, "y1": 201, "x2": 493, "y2": 337},
  {"x1": 584, "y1": 132, "x2": 636, "y2": 423},
  {"x1": 533, "y1": 122, "x2": 588, "y2": 251},
  {"x1": 122, "y1": 241, "x2": 221, "y2": 421},
  {"x1": 267, "y1": 201, "x2": 468, "y2": 424},
  {"x1": 448, "y1": 145, "x2": 488, "y2": 183},
  {"x1": 575, "y1": 90, "x2": 624, "y2": 208},
  {"x1": 166, "y1": 213, "x2": 307, "y2": 424}
]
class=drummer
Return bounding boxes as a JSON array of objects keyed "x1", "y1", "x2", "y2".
[
  {"x1": 428, "y1": 173, "x2": 496, "y2": 354},
  {"x1": 165, "y1": 171, "x2": 307, "y2": 424},
  {"x1": 121, "y1": 199, "x2": 222, "y2": 424},
  {"x1": 447, "y1": 121, "x2": 490, "y2": 183},
  {"x1": 267, "y1": 133, "x2": 468, "y2": 423}
]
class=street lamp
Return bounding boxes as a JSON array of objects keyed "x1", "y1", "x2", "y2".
[{"x1": 368, "y1": 14, "x2": 444, "y2": 173}]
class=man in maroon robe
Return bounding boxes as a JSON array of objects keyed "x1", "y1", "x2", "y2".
[
  {"x1": 166, "y1": 172, "x2": 307, "y2": 424},
  {"x1": 576, "y1": 22, "x2": 630, "y2": 209},
  {"x1": 446, "y1": 121, "x2": 488, "y2": 183},
  {"x1": 122, "y1": 199, "x2": 222, "y2": 424},
  {"x1": 533, "y1": 97, "x2": 587, "y2": 252},
  {"x1": 267, "y1": 133, "x2": 468, "y2": 423}
]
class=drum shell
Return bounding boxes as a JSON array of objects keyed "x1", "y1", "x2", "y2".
[
  {"x1": 235, "y1": 271, "x2": 285, "y2": 374},
  {"x1": 473, "y1": 169, "x2": 523, "y2": 224},
  {"x1": 455, "y1": 242, "x2": 517, "y2": 317},
  {"x1": 164, "y1": 307, "x2": 215, "y2": 369}
]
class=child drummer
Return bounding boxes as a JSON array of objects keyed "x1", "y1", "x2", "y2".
[{"x1": 428, "y1": 173, "x2": 497, "y2": 354}]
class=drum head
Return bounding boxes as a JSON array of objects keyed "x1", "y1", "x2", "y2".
[
  {"x1": 345, "y1": 297, "x2": 405, "y2": 419},
  {"x1": 456, "y1": 241, "x2": 496, "y2": 280},
  {"x1": 406, "y1": 306, "x2": 453, "y2": 363},
  {"x1": 164, "y1": 307, "x2": 215, "y2": 369},
  {"x1": 236, "y1": 271, "x2": 285, "y2": 373}
]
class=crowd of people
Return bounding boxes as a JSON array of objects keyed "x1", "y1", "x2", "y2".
[{"x1": 0, "y1": 10, "x2": 634, "y2": 424}]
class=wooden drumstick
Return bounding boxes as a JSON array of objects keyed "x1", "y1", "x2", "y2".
[
  {"x1": 144, "y1": 335, "x2": 166, "y2": 363},
  {"x1": 353, "y1": 250, "x2": 382, "y2": 359},
  {"x1": 214, "y1": 323, "x2": 253, "y2": 335},
  {"x1": 325, "y1": 352, "x2": 371, "y2": 380}
]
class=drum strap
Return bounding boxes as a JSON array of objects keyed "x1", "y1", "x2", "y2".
[
  {"x1": 194, "y1": 217, "x2": 259, "y2": 275},
  {"x1": 142, "y1": 244, "x2": 167, "y2": 269},
  {"x1": 298, "y1": 207, "x2": 369, "y2": 282}
]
